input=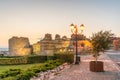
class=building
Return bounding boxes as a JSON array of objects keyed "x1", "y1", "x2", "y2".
[
  {"x1": 9, "y1": 37, "x2": 32, "y2": 56},
  {"x1": 9, "y1": 34, "x2": 92, "y2": 56}
]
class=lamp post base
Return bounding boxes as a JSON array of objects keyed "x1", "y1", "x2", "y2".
[
  {"x1": 75, "y1": 57, "x2": 80, "y2": 64},
  {"x1": 75, "y1": 62, "x2": 79, "y2": 64}
]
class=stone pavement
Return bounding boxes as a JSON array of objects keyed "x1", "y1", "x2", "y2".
[{"x1": 50, "y1": 54, "x2": 120, "y2": 80}]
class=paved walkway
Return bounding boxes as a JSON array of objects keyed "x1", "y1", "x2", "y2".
[{"x1": 50, "y1": 54, "x2": 120, "y2": 80}]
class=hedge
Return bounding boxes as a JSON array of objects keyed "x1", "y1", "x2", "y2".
[
  {"x1": 0, "y1": 53, "x2": 74, "y2": 65},
  {"x1": 54, "y1": 52, "x2": 74, "y2": 63},
  {"x1": 26, "y1": 55, "x2": 47, "y2": 63},
  {"x1": 0, "y1": 57, "x2": 27, "y2": 65},
  {"x1": 0, "y1": 55, "x2": 47, "y2": 65}
]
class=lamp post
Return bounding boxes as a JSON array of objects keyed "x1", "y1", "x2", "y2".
[{"x1": 70, "y1": 23, "x2": 85, "y2": 64}]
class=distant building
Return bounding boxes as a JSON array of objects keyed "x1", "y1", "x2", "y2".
[{"x1": 113, "y1": 37, "x2": 120, "y2": 50}]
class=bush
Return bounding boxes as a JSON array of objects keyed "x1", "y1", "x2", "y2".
[
  {"x1": 0, "y1": 53, "x2": 73, "y2": 65},
  {"x1": 47, "y1": 56, "x2": 56, "y2": 60},
  {"x1": 54, "y1": 53, "x2": 74, "y2": 63},
  {"x1": 27, "y1": 67, "x2": 41, "y2": 73},
  {"x1": 0, "y1": 57, "x2": 27, "y2": 65},
  {"x1": 0, "y1": 73, "x2": 6, "y2": 78},
  {"x1": 15, "y1": 71, "x2": 35, "y2": 80},
  {"x1": 2, "y1": 76, "x2": 16, "y2": 80},
  {"x1": 0, "y1": 55, "x2": 47, "y2": 65},
  {"x1": 16, "y1": 60, "x2": 63, "y2": 80},
  {"x1": 42, "y1": 63, "x2": 53, "y2": 70},
  {"x1": 4, "y1": 69, "x2": 22, "y2": 77},
  {"x1": 1, "y1": 59, "x2": 63, "y2": 80},
  {"x1": 0, "y1": 69, "x2": 22, "y2": 79},
  {"x1": 27, "y1": 59, "x2": 64, "y2": 73},
  {"x1": 26, "y1": 55, "x2": 47, "y2": 63}
]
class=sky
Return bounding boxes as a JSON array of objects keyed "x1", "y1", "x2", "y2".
[{"x1": 0, "y1": 0, "x2": 120, "y2": 48}]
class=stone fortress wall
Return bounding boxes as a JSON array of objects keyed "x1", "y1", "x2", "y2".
[
  {"x1": 9, "y1": 36, "x2": 32, "y2": 56},
  {"x1": 9, "y1": 34, "x2": 92, "y2": 56},
  {"x1": 33, "y1": 34, "x2": 70, "y2": 55}
]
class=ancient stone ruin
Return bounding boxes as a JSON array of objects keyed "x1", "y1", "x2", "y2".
[
  {"x1": 43, "y1": 33, "x2": 52, "y2": 41},
  {"x1": 32, "y1": 42, "x2": 41, "y2": 54},
  {"x1": 39, "y1": 34, "x2": 69, "y2": 55},
  {"x1": 9, "y1": 33, "x2": 92, "y2": 56},
  {"x1": 55, "y1": 34, "x2": 61, "y2": 40},
  {"x1": 9, "y1": 36, "x2": 32, "y2": 56}
]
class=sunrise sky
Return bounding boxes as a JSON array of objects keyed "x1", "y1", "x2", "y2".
[{"x1": 0, "y1": 0, "x2": 120, "y2": 48}]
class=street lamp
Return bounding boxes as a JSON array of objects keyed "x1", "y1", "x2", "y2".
[
  {"x1": 70, "y1": 23, "x2": 85, "y2": 64},
  {"x1": 80, "y1": 24, "x2": 85, "y2": 34}
]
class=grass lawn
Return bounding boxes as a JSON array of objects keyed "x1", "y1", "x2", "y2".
[{"x1": 0, "y1": 63, "x2": 42, "y2": 74}]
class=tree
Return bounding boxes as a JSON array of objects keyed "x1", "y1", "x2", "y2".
[{"x1": 91, "y1": 30, "x2": 113, "y2": 62}]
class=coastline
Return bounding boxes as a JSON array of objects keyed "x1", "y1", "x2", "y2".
[
  {"x1": 0, "y1": 48, "x2": 9, "y2": 55},
  {"x1": 0, "y1": 48, "x2": 8, "y2": 51}
]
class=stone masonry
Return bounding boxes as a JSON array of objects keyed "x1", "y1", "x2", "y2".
[
  {"x1": 8, "y1": 34, "x2": 92, "y2": 56},
  {"x1": 9, "y1": 36, "x2": 32, "y2": 56}
]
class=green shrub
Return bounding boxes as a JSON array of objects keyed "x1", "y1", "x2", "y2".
[
  {"x1": 16, "y1": 73, "x2": 29, "y2": 80},
  {"x1": 54, "y1": 61, "x2": 62, "y2": 66},
  {"x1": 27, "y1": 59, "x2": 63, "y2": 73},
  {"x1": 0, "y1": 57, "x2": 27, "y2": 65},
  {"x1": 3, "y1": 77, "x2": 16, "y2": 80},
  {"x1": 47, "y1": 56, "x2": 56, "y2": 60},
  {"x1": 0, "y1": 56, "x2": 22, "y2": 58},
  {"x1": 0, "y1": 69, "x2": 22, "y2": 79},
  {"x1": 42, "y1": 63, "x2": 53, "y2": 70},
  {"x1": 0, "y1": 55, "x2": 47, "y2": 65},
  {"x1": 0, "y1": 59, "x2": 63, "y2": 80},
  {"x1": 39, "y1": 66, "x2": 48, "y2": 71},
  {"x1": 27, "y1": 67, "x2": 41, "y2": 73},
  {"x1": 0, "y1": 54, "x2": 71, "y2": 65},
  {"x1": 46, "y1": 59, "x2": 63, "y2": 67},
  {"x1": 0, "y1": 73, "x2": 6, "y2": 78},
  {"x1": 54, "y1": 53, "x2": 74, "y2": 63},
  {"x1": 42, "y1": 59, "x2": 64, "y2": 70},
  {"x1": 15, "y1": 71, "x2": 35, "y2": 80},
  {"x1": 26, "y1": 55, "x2": 47, "y2": 63},
  {"x1": 4, "y1": 69, "x2": 22, "y2": 77},
  {"x1": 16, "y1": 62, "x2": 55, "y2": 80}
]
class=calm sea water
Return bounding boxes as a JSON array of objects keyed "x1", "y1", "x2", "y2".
[{"x1": 0, "y1": 48, "x2": 8, "y2": 51}]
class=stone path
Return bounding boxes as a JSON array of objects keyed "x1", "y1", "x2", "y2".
[
  {"x1": 107, "y1": 50, "x2": 120, "y2": 64},
  {"x1": 31, "y1": 51, "x2": 120, "y2": 80},
  {"x1": 50, "y1": 54, "x2": 120, "y2": 80}
]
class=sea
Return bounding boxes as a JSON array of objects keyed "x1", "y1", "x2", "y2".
[
  {"x1": 0, "y1": 48, "x2": 9, "y2": 54},
  {"x1": 0, "y1": 48, "x2": 8, "y2": 51}
]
